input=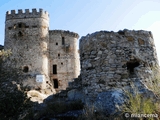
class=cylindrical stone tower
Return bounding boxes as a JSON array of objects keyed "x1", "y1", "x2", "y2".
[
  {"x1": 4, "y1": 9, "x2": 50, "y2": 89},
  {"x1": 49, "y1": 30, "x2": 80, "y2": 91},
  {"x1": 80, "y1": 30, "x2": 159, "y2": 100}
]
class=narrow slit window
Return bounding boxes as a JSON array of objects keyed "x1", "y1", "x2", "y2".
[
  {"x1": 25, "y1": 26, "x2": 29, "y2": 28},
  {"x1": 32, "y1": 25, "x2": 37, "y2": 28},
  {"x1": 58, "y1": 54, "x2": 60, "y2": 57},
  {"x1": 62, "y1": 37, "x2": 65, "y2": 45},
  {"x1": 53, "y1": 79, "x2": 58, "y2": 88},
  {"x1": 53, "y1": 65, "x2": 57, "y2": 74},
  {"x1": 56, "y1": 42, "x2": 58, "y2": 45},
  {"x1": 18, "y1": 23, "x2": 22, "y2": 28}
]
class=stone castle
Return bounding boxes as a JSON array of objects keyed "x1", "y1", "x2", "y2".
[
  {"x1": 3, "y1": 9, "x2": 159, "y2": 105},
  {"x1": 4, "y1": 8, "x2": 80, "y2": 92}
]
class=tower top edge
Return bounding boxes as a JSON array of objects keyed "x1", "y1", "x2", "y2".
[
  {"x1": 6, "y1": 8, "x2": 49, "y2": 20},
  {"x1": 49, "y1": 30, "x2": 79, "y2": 39}
]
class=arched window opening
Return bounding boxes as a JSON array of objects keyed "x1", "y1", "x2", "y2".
[{"x1": 23, "y1": 66, "x2": 29, "y2": 73}]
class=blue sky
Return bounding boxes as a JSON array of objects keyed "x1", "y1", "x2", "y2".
[{"x1": 0, "y1": 0, "x2": 160, "y2": 61}]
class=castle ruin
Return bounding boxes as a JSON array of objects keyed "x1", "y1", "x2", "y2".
[
  {"x1": 4, "y1": 9, "x2": 80, "y2": 92},
  {"x1": 3, "y1": 9, "x2": 160, "y2": 106},
  {"x1": 80, "y1": 30, "x2": 159, "y2": 102}
]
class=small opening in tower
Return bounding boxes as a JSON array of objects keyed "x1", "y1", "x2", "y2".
[
  {"x1": 56, "y1": 42, "x2": 58, "y2": 45},
  {"x1": 58, "y1": 54, "x2": 60, "y2": 57},
  {"x1": 127, "y1": 61, "x2": 140, "y2": 73},
  {"x1": 18, "y1": 23, "x2": 22, "y2": 28},
  {"x1": 23, "y1": 66, "x2": 29, "y2": 73},
  {"x1": 61, "y1": 62, "x2": 63, "y2": 65},
  {"x1": 82, "y1": 53, "x2": 84, "y2": 57},
  {"x1": 53, "y1": 79, "x2": 58, "y2": 88},
  {"x1": 32, "y1": 25, "x2": 37, "y2": 28},
  {"x1": 8, "y1": 27, "x2": 12, "y2": 30},
  {"x1": 53, "y1": 65, "x2": 57, "y2": 74},
  {"x1": 62, "y1": 37, "x2": 65, "y2": 45},
  {"x1": 25, "y1": 26, "x2": 29, "y2": 28},
  {"x1": 18, "y1": 31, "x2": 23, "y2": 37}
]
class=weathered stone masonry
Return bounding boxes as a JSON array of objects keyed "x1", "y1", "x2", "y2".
[
  {"x1": 49, "y1": 30, "x2": 80, "y2": 91},
  {"x1": 80, "y1": 30, "x2": 159, "y2": 100},
  {"x1": 4, "y1": 9, "x2": 80, "y2": 92},
  {"x1": 3, "y1": 8, "x2": 159, "y2": 102}
]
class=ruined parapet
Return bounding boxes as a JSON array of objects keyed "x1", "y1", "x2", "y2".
[
  {"x1": 6, "y1": 8, "x2": 49, "y2": 20},
  {"x1": 49, "y1": 30, "x2": 80, "y2": 91},
  {"x1": 4, "y1": 9, "x2": 50, "y2": 90},
  {"x1": 79, "y1": 29, "x2": 159, "y2": 99},
  {"x1": 49, "y1": 30, "x2": 79, "y2": 38}
]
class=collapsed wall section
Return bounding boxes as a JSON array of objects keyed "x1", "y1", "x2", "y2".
[{"x1": 79, "y1": 29, "x2": 159, "y2": 99}]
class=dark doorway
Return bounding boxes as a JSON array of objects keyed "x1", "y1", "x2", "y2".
[
  {"x1": 53, "y1": 79, "x2": 58, "y2": 88},
  {"x1": 53, "y1": 65, "x2": 57, "y2": 74}
]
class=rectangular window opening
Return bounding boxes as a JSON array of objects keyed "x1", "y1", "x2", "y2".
[
  {"x1": 32, "y1": 25, "x2": 37, "y2": 28},
  {"x1": 25, "y1": 26, "x2": 29, "y2": 28},
  {"x1": 53, "y1": 79, "x2": 58, "y2": 88},
  {"x1": 53, "y1": 65, "x2": 57, "y2": 74},
  {"x1": 8, "y1": 27, "x2": 12, "y2": 30},
  {"x1": 62, "y1": 37, "x2": 65, "y2": 45},
  {"x1": 18, "y1": 23, "x2": 22, "y2": 28}
]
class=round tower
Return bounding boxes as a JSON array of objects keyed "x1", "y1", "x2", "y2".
[
  {"x1": 49, "y1": 30, "x2": 80, "y2": 91},
  {"x1": 4, "y1": 9, "x2": 50, "y2": 89},
  {"x1": 80, "y1": 30, "x2": 159, "y2": 100}
]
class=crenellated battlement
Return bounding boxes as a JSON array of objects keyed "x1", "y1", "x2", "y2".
[
  {"x1": 6, "y1": 8, "x2": 49, "y2": 20},
  {"x1": 49, "y1": 30, "x2": 79, "y2": 39}
]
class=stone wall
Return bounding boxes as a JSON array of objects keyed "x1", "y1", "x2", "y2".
[{"x1": 79, "y1": 29, "x2": 159, "y2": 100}]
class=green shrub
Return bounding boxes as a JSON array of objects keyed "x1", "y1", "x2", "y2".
[
  {"x1": 78, "y1": 103, "x2": 122, "y2": 120},
  {"x1": 0, "y1": 49, "x2": 11, "y2": 61},
  {"x1": 124, "y1": 92, "x2": 156, "y2": 114},
  {"x1": 0, "y1": 86, "x2": 32, "y2": 119},
  {"x1": 148, "y1": 67, "x2": 160, "y2": 98}
]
